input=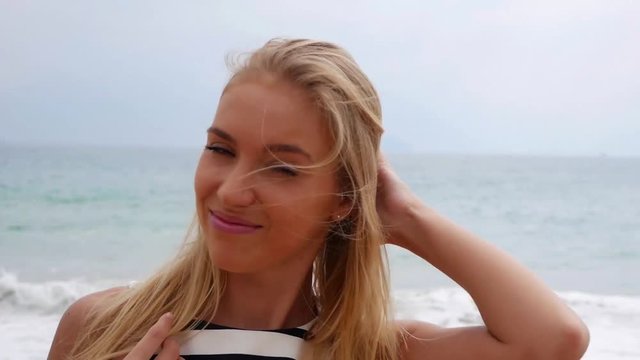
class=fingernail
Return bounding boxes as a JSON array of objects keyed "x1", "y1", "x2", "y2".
[{"x1": 163, "y1": 312, "x2": 174, "y2": 322}]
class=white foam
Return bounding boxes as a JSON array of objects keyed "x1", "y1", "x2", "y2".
[
  {"x1": 0, "y1": 271, "x2": 125, "y2": 360},
  {"x1": 559, "y1": 291, "x2": 640, "y2": 359},
  {"x1": 394, "y1": 287, "x2": 483, "y2": 327},
  {"x1": 0, "y1": 271, "x2": 109, "y2": 314},
  {"x1": 0, "y1": 313, "x2": 61, "y2": 360}
]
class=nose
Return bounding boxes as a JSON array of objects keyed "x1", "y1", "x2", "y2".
[{"x1": 217, "y1": 165, "x2": 257, "y2": 208}]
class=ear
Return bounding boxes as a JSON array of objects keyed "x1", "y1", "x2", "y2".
[{"x1": 331, "y1": 192, "x2": 354, "y2": 222}]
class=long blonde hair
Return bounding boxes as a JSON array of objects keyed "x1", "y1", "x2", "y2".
[{"x1": 71, "y1": 38, "x2": 400, "y2": 360}]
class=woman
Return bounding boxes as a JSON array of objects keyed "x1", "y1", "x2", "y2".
[{"x1": 48, "y1": 39, "x2": 589, "y2": 360}]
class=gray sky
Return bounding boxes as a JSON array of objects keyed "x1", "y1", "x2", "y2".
[{"x1": 1, "y1": 0, "x2": 639, "y2": 157}]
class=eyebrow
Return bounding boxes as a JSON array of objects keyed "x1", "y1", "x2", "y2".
[
  {"x1": 207, "y1": 127, "x2": 235, "y2": 143},
  {"x1": 206, "y1": 126, "x2": 313, "y2": 161}
]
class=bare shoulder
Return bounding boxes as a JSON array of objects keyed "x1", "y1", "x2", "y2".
[
  {"x1": 396, "y1": 319, "x2": 443, "y2": 337},
  {"x1": 396, "y1": 320, "x2": 517, "y2": 360},
  {"x1": 47, "y1": 286, "x2": 127, "y2": 360}
]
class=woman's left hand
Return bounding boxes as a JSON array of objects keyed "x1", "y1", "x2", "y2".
[{"x1": 376, "y1": 154, "x2": 427, "y2": 248}]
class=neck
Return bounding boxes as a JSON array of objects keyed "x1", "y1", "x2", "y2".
[{"x1": 212, "y1": 268, "x2": 317, "y2": 329}]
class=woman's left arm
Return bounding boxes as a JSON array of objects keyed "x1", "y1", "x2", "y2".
[{"x1": 377, "y1": 156, "x2": 590, "y2": 360}]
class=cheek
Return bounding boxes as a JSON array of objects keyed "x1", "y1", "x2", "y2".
[
  {"x1": 269, "y1": 192, "x2": 336, "y2": 238},
  {"x1": 194, "y1": 168, "x2": 207, "y2": 199},
  {"x1": 194, "y1": 158, "x2": 219, "y2": 212},
  {"x1": 194, "y1": 163, "x2": 206, "y2": 199},
  {"x1": 194, "y1": 154, "x2": 219, "y2": 189}
]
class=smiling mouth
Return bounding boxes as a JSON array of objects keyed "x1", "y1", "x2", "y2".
[{"x1": 208, "y1": 210, "x2": 262, "y2": 234}]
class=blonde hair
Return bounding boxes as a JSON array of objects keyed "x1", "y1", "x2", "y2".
[{"x1": 70, "y1": 39, "x2": 400, "y2": 360}]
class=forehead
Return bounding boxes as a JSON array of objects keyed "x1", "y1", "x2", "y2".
[{"x1": 213, "y1": 77, "x2": 334, "y2": 159}]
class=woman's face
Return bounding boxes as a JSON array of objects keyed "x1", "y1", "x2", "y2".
[{"x1": 194, "y1": 74, "x2": 346, "y2": 275}]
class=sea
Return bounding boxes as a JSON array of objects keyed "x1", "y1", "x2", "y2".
[{"x1": 0, "y1": 145, "x2": 638, "y2": 359}]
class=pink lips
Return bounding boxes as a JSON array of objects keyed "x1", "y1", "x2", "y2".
[{"x1": 209, "y1": 211, "x2": 262, "y2": 234}]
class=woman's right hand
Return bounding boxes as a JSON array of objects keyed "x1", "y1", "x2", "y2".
[{"x1": 124, "y1": 312, "x2": 182, "y2": 360}]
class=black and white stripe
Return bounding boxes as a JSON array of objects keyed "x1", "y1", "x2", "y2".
[{"x1": 150, "y1": 320, "x2": 309, "y2": 360}]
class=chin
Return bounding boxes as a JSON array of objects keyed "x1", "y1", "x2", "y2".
[{"x1": 207, "y1": 246, "x2": 261, "y2": 274}]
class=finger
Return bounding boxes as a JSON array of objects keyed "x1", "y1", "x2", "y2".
[
  {"x1": 377, "y1": 152, "x2": 387, "y2": 164},
  {"x1": 124, "y1": 312, "x2": 174, "y2": 360},
  {"x1": 154, "y1": 336, "x2": 181, "y2": 360},
  {"x1": 377, "y1": 154, "x2": 394, "y2": 175}
]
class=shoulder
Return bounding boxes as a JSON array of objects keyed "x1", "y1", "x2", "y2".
[
  {"x1": 396, "y1": 320, "x2": 518, "y2": 360},
  {"x1": 396, "y1": 319, "x2": 440, "y2": 360},
  {"x1": 47, "y1": 286, "x2": 127, "y2": 360},
  {"x1": 396, "y1": 319, "x2": 441, "y2": 336}
]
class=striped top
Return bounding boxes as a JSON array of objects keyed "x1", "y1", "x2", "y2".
[{"x1": 150, "y1": 319, "x2": 310, "y2": 360}]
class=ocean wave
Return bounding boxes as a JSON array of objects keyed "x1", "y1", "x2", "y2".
[
  {"x1": 3, "y1": 270, "x2": 639, "y2": 323},
  {"x1": 4, "y1": 275, "x2": 469, "y2": 319},
  {"x1": 394, "y1": 288, "x2": 483, "y2": 327},
  {"x1": 0, "y1": 271, "x2": 111, "y2": 315},
  {"x1": 394, "y1": 287, "x2": 640, "y2": 325}
]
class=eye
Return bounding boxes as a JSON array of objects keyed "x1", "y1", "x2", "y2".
[
  {"x1": 205, "y1": 145, "x2": 234, "y2": 157},
  {"x1": 272, "y1": 164, "x2": 298, "y2": 177}
]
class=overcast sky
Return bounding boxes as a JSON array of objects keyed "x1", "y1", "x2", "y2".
[{"x1": 1, "y1": 0, "x2": 639, "y2": 157}]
